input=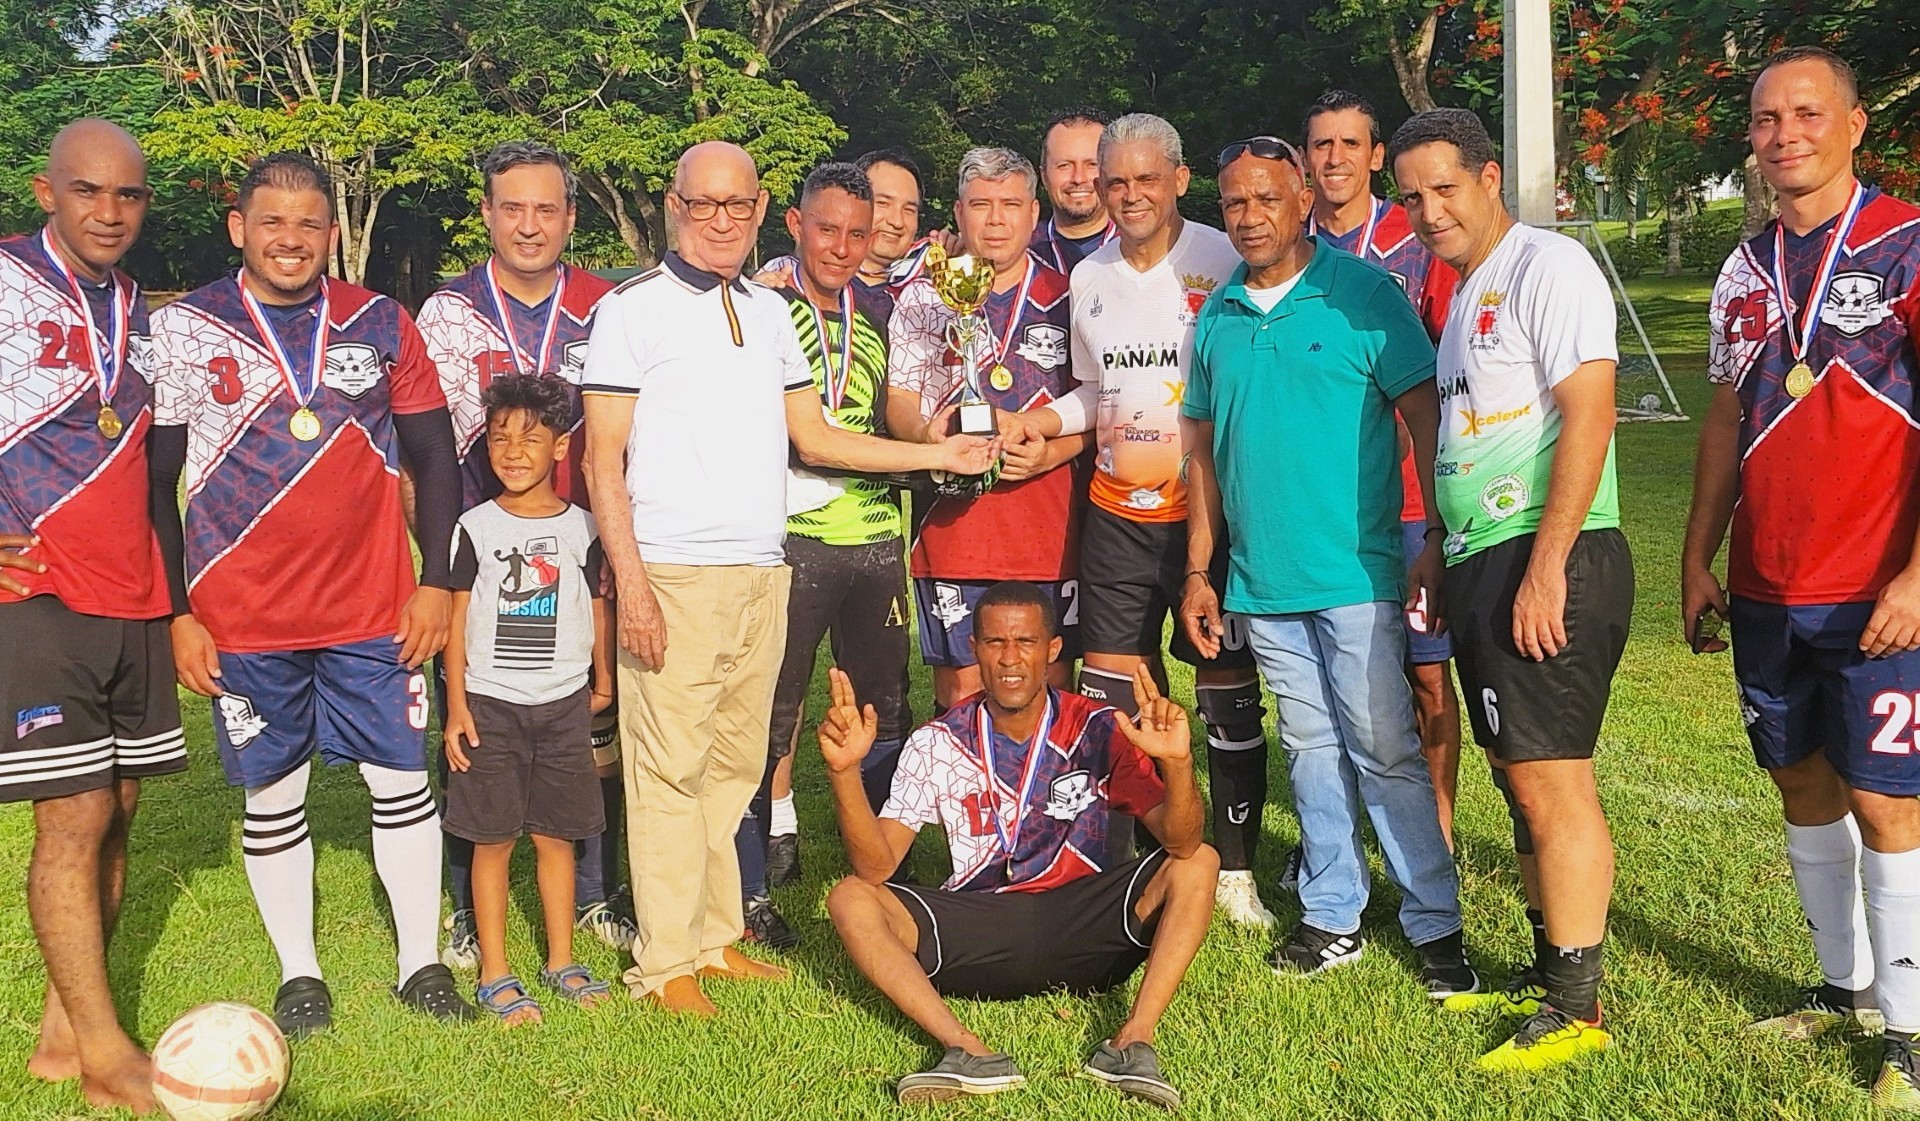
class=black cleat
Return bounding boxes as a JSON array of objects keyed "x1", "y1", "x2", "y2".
[
  {"x1": 742, "y1": 895, "x2": 799, "y2": 950},
  {"x1": 767, "y1": 833, "x2": 802, "y2": 888}
]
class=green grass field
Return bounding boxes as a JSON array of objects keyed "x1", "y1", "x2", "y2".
[{"x1": 4, "y1": 272, "x2": 1885, "y2": 1120}]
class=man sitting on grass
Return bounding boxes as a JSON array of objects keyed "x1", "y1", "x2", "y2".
[{"x1": 821, "y1": 580, "x2": 1218, "y2": 1109}]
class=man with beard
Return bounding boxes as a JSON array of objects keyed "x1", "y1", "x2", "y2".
[{"x1": 1031, "y1": 108, "x2": 1117, "y2": 274}]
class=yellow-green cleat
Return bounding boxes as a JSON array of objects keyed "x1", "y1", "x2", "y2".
[
  {"x1": 1872, "y1": 1036, "x2": 1920, "y2": 1112},
  {"x1": 1444, "y1": 975, "x2": 1546, "y2": 1017},
  {"x1": 1476, "y1": 1005, "x2": 1611, "y2": 1072}
]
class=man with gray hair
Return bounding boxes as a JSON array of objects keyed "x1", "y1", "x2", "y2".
[
  {"x1": 886, "y1": 147, "x2": 1090, "y2": 713},
  {"x1": 1007, "y1": 112, "x2": 1276, "y2": 927},
  {"x1": 415, "y1": 140, "x2": 636, "y2": 974}
]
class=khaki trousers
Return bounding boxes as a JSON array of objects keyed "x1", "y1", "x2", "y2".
[{"x1": 618, "y1": 562, "x2": 790, "y2": 995}]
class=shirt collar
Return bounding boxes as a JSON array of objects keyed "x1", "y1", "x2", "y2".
[
  {"x1": 664, "y1": 250, "x2": 750, "y2": 294},
  {"x1": 1220, "y1": 238, "x2": 1328, "y2": 313}
]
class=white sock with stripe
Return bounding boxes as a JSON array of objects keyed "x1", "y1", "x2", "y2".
[
  {"x1": 361, "y1": 763, "x2": 443, "y2": 985},
  {"x1": 242, "y1": 763, "x2": 320, "y2": 984},
  {"x1": 1864, "y1": 845, "x2": 1920, "y2": 1032},
  {"x1": 1785, "y1": 816, "x2": 1873, "y2": 994}
]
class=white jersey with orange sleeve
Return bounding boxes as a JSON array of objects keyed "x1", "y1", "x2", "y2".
[{"x1": 1046, "y1": 220, "x2": 1241, "y2": 523}]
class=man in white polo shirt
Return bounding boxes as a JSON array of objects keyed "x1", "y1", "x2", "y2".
[{"x1": 577, "y1": 141, "x2": 810, "y2": 1016}]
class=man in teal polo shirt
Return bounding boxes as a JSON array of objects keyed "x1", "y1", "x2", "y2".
[{"x1": 1178, "y1": 136, "x2": 1472, "y2": 998}]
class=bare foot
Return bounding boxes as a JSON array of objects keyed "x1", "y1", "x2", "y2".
[
  {"x1": 78, "y1": 1045, "x2": 156, "y2": 1114},
  {"x1": 26, "y1": 990, "x2": 80, "y2": 1083},
  {"x1": 501, "y1": 1004, "x2": 543, "y2": 1028}
]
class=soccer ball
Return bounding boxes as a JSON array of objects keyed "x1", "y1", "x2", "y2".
[
  {"x1": 150, "y1": 1002, "x2": 289, "y2": 1121},
  {"x1": 1638, "y1": 393, "x2": 1663, "y2": 414}
]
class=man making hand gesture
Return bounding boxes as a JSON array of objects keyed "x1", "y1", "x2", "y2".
[{"x1": 820, "y1": 581, "x2": 1218, "y2": 1110}]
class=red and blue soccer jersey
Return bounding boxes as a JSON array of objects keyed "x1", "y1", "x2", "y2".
[
  {"x1": 887, "y1": 260, "x2": 1082, "y2": 581},
  {"x1": 1709, "y1": 187, "x2": 1920, "y2": 605},
  {"x1": 879, "y1": 689, "x2": 1167, "y2": 892},
  {"x1": 0, "y1": 231, "x2": 166, "y2": 619},
  {"x1": 1315, "y1": 198, "x2": 1458, "y2": 521},
  {"x1": 151, "y1": 277, "x2": 447, "y2": 652},
  {"x1": 415, "y1": 263, "x2": 612, "y2": 509}
]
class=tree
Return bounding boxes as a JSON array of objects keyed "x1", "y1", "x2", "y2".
[{"x1": 136, "y1": 0, "x2": 497, "y2": 284}]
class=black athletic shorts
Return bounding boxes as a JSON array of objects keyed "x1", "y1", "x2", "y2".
[
  {"x1": 1444, "y1": 528, "x2": 1633, "y2": 762},
  {"x1": 1077, "y1": 506, "x2": 1253, "y2": 670},
  {"x1": 442, "y1": 687, "x2": 603, "y2": 844},
  {"x1": 769, "y1": 535, "x2": 911, "y2": 760},
  {"x1": 887, "y1": 848, "x2": 1167, "y2": 1000},
  {"x1": 0, "y1": 596, "x2": 186, "y2": 804}
]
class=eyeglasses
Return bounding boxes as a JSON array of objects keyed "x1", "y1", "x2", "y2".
[
  {"x1": 674, "y1": 194, "x2": 758, "y2": 222},
  {"x1": 1216, "y1": 136, "x2": 1304, "y2": 173}
]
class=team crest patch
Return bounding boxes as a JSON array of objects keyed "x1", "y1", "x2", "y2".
[
  {"x1": 561, "y1": 339, "x2": 589, "y2": 371},
  {"x1": 1470, "y1": 290, "x2": 1504, "y2": 351},
  {"x1": 1044, "y1": 770, "x2": 1097, "y2": 821},
  {"x1": 15, "y1": 705, "x2": 62, "y2": 737},
  {"x1": 218, "y1": 693, "x2": 270, "y2": 748},
  {"x1": 1016, "y1": 324, "x2": 1068, "y2": 370},
  {"x1": 322, "y1": 342, "x2": 386, "y2": 399},
  {"x1": 931, "y1": 582, "x2": 970, "y2": 629},
  {"x1": 1479, "y1": 473, "x2": 1529, "y2": 521},
  {"x1": 1821, "y1": 271, "x2": 1893, "y2": 338},
  {"x1": 126, "y1": 333, "x2": 155, "y2": 378}
]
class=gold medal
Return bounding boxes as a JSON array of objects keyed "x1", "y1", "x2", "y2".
[
  {"x1": 990, "y1": 364, "x2": 1013, "y2": 392},
  {"x1": 288, "y1": 407, "x2": 322, "y2": 442},
  {"x1": 1785, "y1": 361, "x2": 1815, "y2": 399},
  {"x1": 96, "y1": 405, "x2": 122, "y2": 440}
]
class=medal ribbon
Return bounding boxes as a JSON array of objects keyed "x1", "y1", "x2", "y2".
[
  {"x1": 1307, "y1": 195, "x2": 1382, "y2": 258},
  {"x1": 1770, "y1": 180, "x2": 1865, "y2": 370},
  {"x1": 484, "y1": 259, "x2": 567, "y2": 375},
  {"x1": 237, "y1": 272, "x2": 330, "y2": 414},
  {"x1": 1044, "y1": 217, "x2": 1116, "y2": 272},
  {"x1": 975, "y1": 694, "x2": 1057, "y2": 860},
  {"x1": 40, "y1": 228, "x2": 131, "y2": 409},
  {"x1": 989, "y1": 257, "x2": 1037, "y2": 372},
  {"x1": 806, "y1": 281, "x2": 857, "y2": 412}
]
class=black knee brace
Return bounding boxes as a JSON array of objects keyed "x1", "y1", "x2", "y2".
[
  {"x1": 1196, "y1": 677, "x2": 1267, "y2": 871},
  {"x1": 1489, "y1": 765, "x2": 1535, "y2": 856}
]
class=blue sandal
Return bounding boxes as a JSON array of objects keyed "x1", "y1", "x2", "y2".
[
  {"x1": 475, "y1": 974, "x2": 542, "y2": 1021},
  {"x1": 539, "y1": 963, "x2": 611, "y2": 1005}
]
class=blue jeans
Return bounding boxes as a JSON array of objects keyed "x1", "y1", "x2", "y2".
[{"x1": 1245, "y1": 602, "x2": 1462, "y2": 945}]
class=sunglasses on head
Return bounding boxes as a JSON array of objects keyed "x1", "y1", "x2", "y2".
[{"x1": 1217, "y1": 136, "x2": 1304, "y2": 172}]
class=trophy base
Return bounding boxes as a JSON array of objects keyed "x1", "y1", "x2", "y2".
[{"x1": 957, "y1": 401, "x2": 998, "y2": 437}]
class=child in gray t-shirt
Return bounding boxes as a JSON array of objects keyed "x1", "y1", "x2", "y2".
[{"x1": 443, "y1": 374, "x2": 614, "y2": 1024}]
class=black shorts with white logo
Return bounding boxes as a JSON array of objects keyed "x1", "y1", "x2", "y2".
[
  {"x1": 1444, "y1": 528, "x2": 1633, "y2": 762},
  {"x1": 886, "y1": 848, "x2": 1167, "y2": 1001},
  {"x1": 0, "y1": 595, "x2": 186, "y2": 803},
  {"x1": 1078, "y1": 506, "x2": 1254, "y2": 670}
]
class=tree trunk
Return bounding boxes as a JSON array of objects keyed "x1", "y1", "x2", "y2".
[
  {"x1": 1385, "y1": 4, "x2": 1441, "y2": 114},
  {"x1": 1664, "y1": 192, "x2": 1687, "y2": 277},
  {"x1": 580, "y1": 170, "x2": 656, "y2": 266}
]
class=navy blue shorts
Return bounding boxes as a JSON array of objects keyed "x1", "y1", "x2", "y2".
[
  {"x1": 1731, "y1": 596, "x2": 1920, "y2": 795},
  {"x1": 212, "y1": 636, "x2": 430, "y2": 788},
  {"x1": 912, "y1": 578, "x2": 1081, "y2": 668},
  {"x1": 1402, "y1": 519, "x2": 1452, "y2": 665}
]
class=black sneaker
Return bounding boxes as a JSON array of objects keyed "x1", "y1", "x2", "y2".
[
  {"x1": 896, "y1": 1047, "x2": 1025, "y2": 1104},
  {"x1": 1082, "y1": 1041, "x2": 1180, "y2": 1110},
  {"x1": 742, "y1": 895, "x2": 799, "y2": 950},
  {"x1": 1277, "y1": 846, "x2": 1302, "y2": 895},
  {"x1": 1268, "y1": 923, "x2": 1365, "y2": 978},
  {"x1": 767, "y1": 833, "x2": 802, "y2": 888},
  {"x1": 1416, "y1": 932, "x2": 1481, "y2": 1000},
  {"x1": 272, "y1": 976, "x2": 333, "y2": 1038}
]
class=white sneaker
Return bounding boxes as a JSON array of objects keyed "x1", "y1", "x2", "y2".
[{"x1": 1215, "y1": 869, "x2": 1278, "y2": 929}]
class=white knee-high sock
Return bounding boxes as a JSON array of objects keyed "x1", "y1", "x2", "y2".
[
  {"x1": 770, "y1": 794, "x2": 798, "y2": 838},
  {"x1": 360, "y1": 763, "x2": 443, "y2": 985},
  {"x1": 243, "y1": 763, "x2": 320, "y2": 984},
  {"x1": 1864, "y1": 846, "x2": 1920, "y2": 1032},
  {"x1": 1786, "y1": 817, "x2": 1874, "y2": 992}
]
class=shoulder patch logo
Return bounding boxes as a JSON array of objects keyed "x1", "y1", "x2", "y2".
[
  {"x1": 1017, "y1": 323, "x2": 1068, "y2": 370},
  {"x1": 561, "y1": 339, "x2": 589, "y2": 371},
  {"x1": 1821, "y1": 271, "x2": 1893, "y2": 337},
  {"x1": 1043, "y1": 769, "x2": 1097, "y2": 821},
  {"x1": 322, "y1": 341, "x2": 385, "y2": 399}
]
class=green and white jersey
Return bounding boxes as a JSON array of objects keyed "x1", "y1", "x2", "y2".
[
  {"x1": 1433, "y1": 223, "x2": 1619, "y2": 563},
  {"x1": 782, "y1": 283, "x2": 901, "y2": 545}
]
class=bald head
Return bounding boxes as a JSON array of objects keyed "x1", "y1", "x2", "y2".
[
  {"x1": 34, "y1": 117, "x2": 150, "y2": 280},
  {"x1": 668, "y1": 141, "x2": 768, "y2": 278}
]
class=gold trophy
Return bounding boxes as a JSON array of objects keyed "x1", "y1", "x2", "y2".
[{"x1": 925, "y1": 242, "x2": 999, "y2": 437}]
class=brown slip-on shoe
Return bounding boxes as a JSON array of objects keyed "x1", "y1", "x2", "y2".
[
  {"x1": 697, "y1": 946, "x2": 791, "y2": 983},
  {"x1": 639, "y1": 974, "x2": 717, "y2": 1016}
]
